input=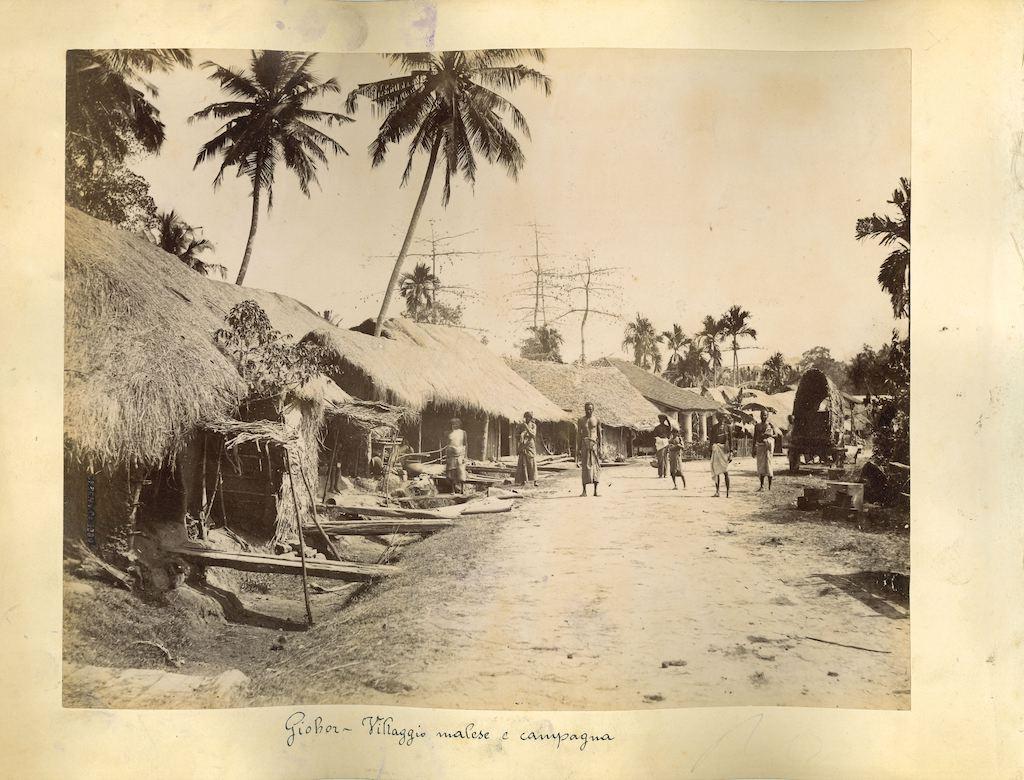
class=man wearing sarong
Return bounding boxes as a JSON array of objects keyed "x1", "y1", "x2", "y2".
[
  {"x1": 653, "y1": 414, "x2": 672, "y2": 478},
  {"x1": 753, "y1": 409, "x2": 777, "y2": 491},
  {"x1": 515, "y1": 411, "x2": 538, "y2": 487},
  {"x1": 576, "y1": 402, "x2": 602, "y2": 497},
  {"x1": 445, "y1": 418, "x2": 468, "y2": 494},
  {"x1": 709, "y1": 411, "x2": 734, "y2": 498}
]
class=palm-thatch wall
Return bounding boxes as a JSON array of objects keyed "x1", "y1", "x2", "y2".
[
  {"x1": 63, "y1": 207, "x2": 398, "y2": 557},
  {"x1": 304, "y1": 321, "x2": 569, "y2": 460},
  {"x1": 506, "y1": 358, "x2": 667, "y2": 459}
]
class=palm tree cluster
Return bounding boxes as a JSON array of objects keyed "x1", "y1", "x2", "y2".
[
  {"x1": 68, "y1": 48, "x2": 552, "y2": 314},
  {"x1": 150, "y1": 210, "x2": 224, "y2": 278},
  {"x1": 622, "y1": 306, "x2": 759, "y2": 388}
]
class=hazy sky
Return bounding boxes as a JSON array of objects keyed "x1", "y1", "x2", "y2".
[{"x1": 132, "y1": 47, "x2": 909, "y2": 365}]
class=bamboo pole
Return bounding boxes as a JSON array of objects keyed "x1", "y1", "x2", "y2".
[
  {"x1": 322, "y1": 425, "x2": 341, "y2": 503},
  {"x1": 284, "y1": 450, "x2": 314, "y2": 627},
  {"x1": 198, "y1": 434, "x2": 208, "y2": 540},
  {"x1": 297, "y1": 462, "x2": 343, "y2": 561}
]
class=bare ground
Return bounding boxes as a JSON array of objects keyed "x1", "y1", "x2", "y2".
[{"x1": 64, "y1": 458, "x2": 909, "y2": 710}]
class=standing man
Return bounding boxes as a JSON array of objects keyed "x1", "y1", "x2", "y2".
[
  {"x1": 709, "y1": 410, "x2": 735, "y2": 497},
  {"x1": 753, "y1": 409, "x2": 777, "y2": 491},
  {"x1": 515, "y1": 411, "x2": 538, "y2": 487},
  {"x1": 653, "y1": 414, "x2": 673, "y2": 478},
  {"x1": 577, "y1": 402, "x2": 602, "y2": 497},
  {"x1": 445, "y1": 417, "x2": 468, "y2": 494}
]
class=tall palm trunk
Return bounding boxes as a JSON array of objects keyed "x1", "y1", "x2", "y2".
[
  {"x1": 236, "y1": 182, "x2": 261, "y2": 285},
  {"x1": 374, "y1": 136, "x2": 442, "y2": 337}
]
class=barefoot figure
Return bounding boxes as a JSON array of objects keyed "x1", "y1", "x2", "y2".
[
  {"x1": 709, "y1": 410, "x2": 734, "y2": 497},
  {"x1": 515, "y1": 411, "x2": 538, "y2": 487},
  {"x1": 653, "y1": 414, "x2": 672, "y2": 479},
  {"x1": 753, "y1": 409, "x2": 777, "y2": 491},
  {"x1": 445, "y1": 417, "x2": 468, "y2": 494},
  {"x1": 668, "y1": 431, "x2": 687, "y2": 490},
  {"x1": 576, "y1": 402, "x2": 602, "y2": 497}
]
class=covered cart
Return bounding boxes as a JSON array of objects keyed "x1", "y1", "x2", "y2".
[{"x1": 787, "y1": 369, "x2": 847, "y2": 472}]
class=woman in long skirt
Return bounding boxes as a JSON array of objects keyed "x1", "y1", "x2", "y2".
[{"x1": 515, "y1": 412, "x2": 538, "y2": 487}]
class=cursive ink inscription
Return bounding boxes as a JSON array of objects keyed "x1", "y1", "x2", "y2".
[
  {"x1": 284, "y1": 711, "x2": 350, "y2": 747},
  {"x1": 520, "y1": 728, "x2": 615, "y2": 751},
  {"x1": 362, "y1": 715, "x2": 426, "y2": 746}
]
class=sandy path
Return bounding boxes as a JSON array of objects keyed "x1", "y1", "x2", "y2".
[{"x1": 277, "y1": 460, "x2": 909, "y2": 710}]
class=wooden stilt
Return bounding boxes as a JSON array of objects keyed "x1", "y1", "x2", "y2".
[
  {"x1": 298, "y1": 462, "x2": 343, "y2": 562},
  {"x1": 284, "y1": 450, "x2": 314, "y2": 628}
]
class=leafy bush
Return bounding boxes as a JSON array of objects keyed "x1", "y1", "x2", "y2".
[{"x1": 214, "y1": 300, "x2": 328, "y2": 399}]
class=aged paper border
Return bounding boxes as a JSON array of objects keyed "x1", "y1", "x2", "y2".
[{"x1": 1, "y1": 0, "x2": 1022, "y2": 776}]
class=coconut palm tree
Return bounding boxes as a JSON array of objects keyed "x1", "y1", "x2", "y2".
[
  {"x1": 66, "y1": 49, "x2": 193, "y2": 168},
  {"x1": 856, "y1": 177, "x2": 911, "y2": 318},
  {"x1": 151, "y1": 210, "x2": 224, "y2": 277},
  {"x1": 191, "y1": 50, "x2": 352, "y2": 285},
  {"x1": 346, "y1": 50, "x2": 551, "y2": 336},
  {"x1": 720, "y1": 305, "x2": 758, "y2": 381},
  {"x1": 661, "y1": 323, "x2": 691, "y2": 383},
  {"x1": 399, "y1": 262, "x2": 440, "y2": 321},
  {"x1": 622, "y1": 314, "x2": 663, "y2": 372},
  {"x1": 762, "y1": 352, "x2": 790, "y2": 392},
  {"x1": 697, "y1": 315, "x2": 726, "y2": 385}
]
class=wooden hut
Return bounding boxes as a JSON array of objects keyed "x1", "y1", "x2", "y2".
[
  {"x1": 591, "y1": 357, "x2": 722, "y2": 444},
  {"x1": 303, "y1": 322, "x2": 570, "y2": 462},
  {"x1": 63, "y1": 207, "x2": 401, "y2": 572},
  {"x1": 506, "y1": 358, "x2": 664, "y2": 459}
]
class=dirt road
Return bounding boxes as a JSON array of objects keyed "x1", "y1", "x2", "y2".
[{"x1": 256, "y1": 459, "x2": 909, "y2": 710}]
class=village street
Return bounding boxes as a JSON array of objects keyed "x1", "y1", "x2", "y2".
[{"x1": 254, "y1": 459, "x2": 909, "y2": 710}]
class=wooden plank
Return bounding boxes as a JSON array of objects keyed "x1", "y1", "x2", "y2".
[
  {"x1": 165, "y1": 545, "x2": 394, "y2": 581},
  {"x1": 314, "y1": 517, "x2": 455, "y2": 535},
  {"x1": 320, "y1": 503, "x2": 465, "y2": 520}
]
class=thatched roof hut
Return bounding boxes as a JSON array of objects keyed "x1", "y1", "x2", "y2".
[
  {"x1": 304, "y1": 321, "x2": 569, "y2": 423},
  {"x1": 592, "y1": 357, "x2": 721, "y2": 413},
  {"x1": 506, "y1": 359, "x2": 663, "y2": 430},
  {"x1": 64, "y1": 206, "x2": 395, "y2": 468}
]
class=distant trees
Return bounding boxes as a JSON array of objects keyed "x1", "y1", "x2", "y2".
[
  {"x1": 191, "y1": 50, "x2": 351, "y2": 285},
  {"x1": 795, "y1": 346, "x2": 848, "y2": 388},
  {"x1": 65, "y1": 48, "x2": 193, "y2": 230},
  {"x1": 151, "y1": 210, "x2": 224, "y2": 277},
  {"x1": 346, "y1": 50, "x2": 552, "y2": 336},
  {"x1": 719, "y1": 305, "x2": 757, "y2": 380},
  {"x1": 761, "y1": 352, "x2": 792, "y2": 392},
  {"x1": 697, "y1": 315, "x2": 725, "y2": 384},
  {"x1": 622, "y1": 315, "x2": 663, "y2": 372},
  {"x1": 856, "y1": 177, "x2": 911, "y2": 319},
  {"x1": 519, "y1": 324, "x2": 564, "y2": 363},
  {"x1": 399, "y1": 262, "x2": 464, "y2": 325}
]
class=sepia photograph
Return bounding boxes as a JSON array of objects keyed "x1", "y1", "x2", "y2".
[{"x1": 63, "y1": 45, "x2": 911, "y2": 711}]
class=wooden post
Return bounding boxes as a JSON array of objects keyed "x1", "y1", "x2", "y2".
[
  {"x1": 479, "y1": 415, "x2": 490, "y2": 461},
  {"x1": 284, "y1": 450, "x2": 314, "y2": 628},
  {"x1": 322, "y1": 425, "x2": 341, "y2": 503},
  {"x1": 298, "y1": 462, "x2": 342, "y2": 562}
]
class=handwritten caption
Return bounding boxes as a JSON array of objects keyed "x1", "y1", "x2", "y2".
[{"x1": 284, "y1": 711, "x2": 614, "y2": 752}]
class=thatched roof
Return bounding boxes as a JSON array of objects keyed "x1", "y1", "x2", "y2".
[
  {"x1": 791, "y1": 369, "x2": 845, "y2": 442},
  {"x1": 506, "y1": 359, "x2": 663, "y2": 430},
  {"x1": 305, "y1": 320, "x2": 569, "y2": 422},
  {"x1": 64, "y1": 206, "x2": 389, "y2": 466},
  {"x1": 593, "y1": 357, "x2": 721, "y2": 412}
]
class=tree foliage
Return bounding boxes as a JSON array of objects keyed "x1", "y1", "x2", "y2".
[
  {"x1": 65, "y1": 48, "x2": 192, "y2": 230},
  {"x1": 520, "y1": 324, "x2": 564, "y2": 363},
  {"x1": 622, "y1": 314, "x2": 663, "y2": 372},
  {"x1": 856, "y1": 177, "x2": 911, "y2": 319},
  {"x1": 151, "y1": 210, "x2": 224, "y2": 277},
  {"x1": 214, "y1": 300, "x2": 328, "y2": 399},
  {"x1": 761, "y1": 352, "x2": 792, "y2": 392},
  {"x1": 191, "y1": 50, "x2": 351, "y2": 284}
]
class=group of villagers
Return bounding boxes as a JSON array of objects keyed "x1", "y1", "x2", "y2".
[{"x1": 446, "y1": 404, "x2": 778, "y2": 498}]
